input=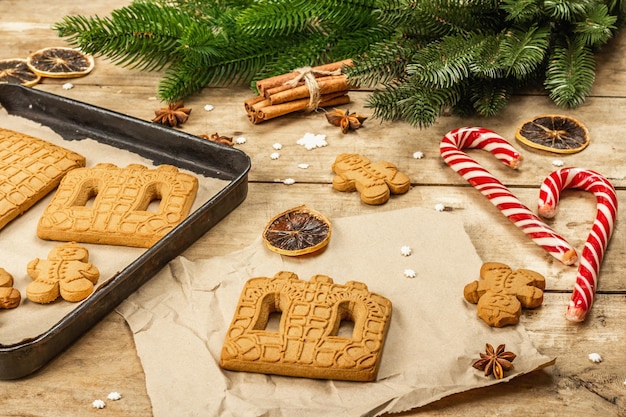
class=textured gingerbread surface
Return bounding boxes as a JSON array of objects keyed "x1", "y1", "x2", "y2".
[
  {"x1": 37, "y1": 163, "x2": 198, "y2": 248},
  {"x1": 331, "y1": 153, "x2": 410, "y2": 204},
  {"x1": 220, "y1": 271, "x2": 392, "y2": 381},
  {"x1": 0, "y1": 127, "x2": 86, "y2": 230},
  {"x1": 464, "y1": 262, "x2": 546, "y2": 327},
  {"x1": 26, "y1": 242, "x2": 100, "y2": 304}
]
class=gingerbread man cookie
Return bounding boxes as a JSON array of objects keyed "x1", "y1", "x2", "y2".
[
  {"x1": 464, "y1": 262, "x2": 545, "y2": 327},
  {"x1": 26, "y1": 242, "x2": 100, "y2": 304},
  {"x1": 331, "y1": 153, "x2": 410, "y2": 205},
  {"x1": 0, "y1": 268, "x2": 21, "y2": 309}
]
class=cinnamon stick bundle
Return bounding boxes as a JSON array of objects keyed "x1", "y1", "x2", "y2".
[
  {"x1": 255, "y1": 59, "x2": 352, "y2": 96},
  {"x1": 244, "y1": 59, "x2": 354, "y2": 124}
]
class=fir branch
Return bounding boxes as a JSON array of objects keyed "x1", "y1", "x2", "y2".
[
  {"x1": 543, "y1": 0, "x2": 592, "y2": 21},
  {"x1": 498, "y1": 24, "x2": 551, "y2": 78},
  {"x1": 574, "y1": 5, "x2": 618, "y2": 46},
  {"x1": 367, "y1": 81, "x2": 462, "y2": 128},
  {"x1": 500, "y1": 0, "x2": 543, "y2": 24},
  {"x1": 54, "y1": 2, "x2": 197, "y2": 71},
  {"x1": 468, "y1": 79, "x2": 513, "y2": 117},
  {"x1": 407, "y1": 34, "x2": 484, "y2": 88},
  {"x1": 544, "y1": 37, "x2": 596, "y2": 107}
]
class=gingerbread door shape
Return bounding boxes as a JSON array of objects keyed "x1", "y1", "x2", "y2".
[
  {"x1": 0, "y1": 128, "x2": 85, "y2": 230},
  {"x1": 220, "y1": 271, "x2": 392, "y2": 382},
  {"x1": 37, "y1": 163, "x2": 198, "y2": 248}
]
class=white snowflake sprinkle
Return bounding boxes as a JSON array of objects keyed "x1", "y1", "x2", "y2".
[
  {"x1": 404, "y1": 269, "x2": 416, "y2": 278},
  {"x1": 552, "y1": 159, "x2": 564, "y2": 167},
  {"x1": 434, "y1": 203, "x2": 446, "y2": 212},
  {"x1": 107, "y1": 392, "x2": 122, "y2": 401},
  {"x1": 297, "y1": 132, "x2": 327, "y2": 150},
  {"x1": 270, "y1": 152, "x2": 280, "y2": 160},
  {"x1": 62, "y1": 83, "x2": 74, "y2": 90},
  {"x1": 272, "y1": 143, "x2": 283, "y2": 150},
  {"x1": 203, "y1": 104, "x2": 214, "y2": 111},
  {"x1": 400, "y1": 246, "x2": 412, "y2": 256},
  {"x1": 235, "y1": 137, "x2": 247, "y2": 144},
  {"x1": 297, "y1": 163, "x2": 310, "y2": 169},
  {"x1": 92, "y1": 400, "x2": 106, "y2": 409},
  {"x1": 623, "y1": 379, "x2": 626, "y2": 386},
  {"x1": 412, "y1": 151, "x2": 424, "y2": 159},
  {"x1": 283, "y1": 178, "x2": 296, "y2": 185},
  {"x1": 588, "y1": 353, "x2": 603, "y2": 363}
]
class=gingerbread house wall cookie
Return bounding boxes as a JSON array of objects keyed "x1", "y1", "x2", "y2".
[
  {"x1": 0, "y1": 128, "x2": 86, "y2": 230},
  {"x1": 220, "y1": 271, "x2": 392, "y2": 382},
  {"x1": 37, "y1": 163, "x2": 198, "y2": 248}
]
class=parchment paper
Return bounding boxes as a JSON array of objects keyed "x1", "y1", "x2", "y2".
[
  {"x1": 117, "y1": 206, "x2": 555, "y2": 416},
  {"x1": 0, "y1": 108, "x2": 228, "y2": 345}
]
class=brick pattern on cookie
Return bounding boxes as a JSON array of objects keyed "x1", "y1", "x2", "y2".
[
  {"x1": 37, "y1": 163, "x2": 199, "y2": 248},
  {"x1": 331, "y1": 153, "x2": 410, "y2": 205},
  {"x1": 0, "y1": 128, "x2": 86, "y2": 230},
  {"x1": 220, "y1": 271, "x2": 392, "y2": 382},
  {"x1": 26, "y1": 242, "x2": 100, "y2": 304},
  {"x1": 464, "y1": 262, "x2": 546, "y2": 327}
]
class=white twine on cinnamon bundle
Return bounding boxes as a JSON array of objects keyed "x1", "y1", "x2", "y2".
[{"x1": 283, "y1": 66, "x2": 343, "y2": 112}]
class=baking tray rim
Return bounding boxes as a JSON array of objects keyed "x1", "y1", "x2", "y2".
[{"x1": 0, "y1": 84, "x2": 251, "y2": 379}]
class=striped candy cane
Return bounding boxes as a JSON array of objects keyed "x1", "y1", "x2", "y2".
[
  {"x1": 538, "y1": 167, "x2": 618, "y2": 322},
  {"x1": 440, "y1": 127, "x2": 577, "y2": 265}
]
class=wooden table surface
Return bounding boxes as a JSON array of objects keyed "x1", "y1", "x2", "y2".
[{"x1": 2, "y1": 1, "x2": 625, "y2": 416}]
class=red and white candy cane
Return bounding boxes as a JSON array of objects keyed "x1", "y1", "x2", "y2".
[
  {"x1": 538, "y1": 167, "x2": 618, "y2": 322},
  {"x1": 440, "y1": 127, "x2": 577, "y2": 265}
]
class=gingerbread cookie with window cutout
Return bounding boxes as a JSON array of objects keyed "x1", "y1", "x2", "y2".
[
  {"x1": 37, "y1": 163, "x2": 198, "y2": 248},
  {"x1": 331, "y1": 153, "x2": 410, "y2": 205},
  {"x1": 220, "y1": 271, "x2": 392, "y2": 381},
  {"x1": 464, "y1": 262, "x2": 545, "y2": 327}
]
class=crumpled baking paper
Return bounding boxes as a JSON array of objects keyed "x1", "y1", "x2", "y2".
[{"x1": 117, "y1": 206, "x2": 555, "y2": 417}]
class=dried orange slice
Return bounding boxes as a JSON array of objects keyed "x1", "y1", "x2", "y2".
[
  {"x1": 262, "y1": 205, "x2": 332, "y2": 256},
  {"x1": 26, "y1": 47, "x2": 94, "y2": 78},
  {"x1": 0, "y1": 58, "x2": 41, "y2": 86},
  {"x1": 515, "y1": 114, "x2": 590, "y2": 154}
]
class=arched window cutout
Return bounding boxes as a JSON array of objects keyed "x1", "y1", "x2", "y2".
[
  {"x1": 137, "y1": 183, "x2": 164, "y2": 213},
  {"x1": 337, "y1": 317, "x2": 355, "y2": 339},
  {"x1": 71, "y1": 180, "x2": 99, "y2": 208},
  {"x1": 331, "y1": 300, "x2": 363, "y2": 340},
  {"x1": 253, "y1": 292, "x2": 284, "y2": 332},
  {"x1": 145, "y1": 197, "x2": 163, "y2": 213},
  {"x1": 265, "y1": 311, "x2": 282, "y2": 332}
]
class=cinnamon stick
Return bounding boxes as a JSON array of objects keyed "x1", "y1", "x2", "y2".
[
  {"x1": 256, "y1": 59, "x2": 353, "y2": 96},
  {"x1": 268, "y1": 75, "x2": 351, "y2": 105},
  {"x1": 254, "y1": 91, "x2": 350, "y2": 123},
  {"x1": 244, "y1": 95, "x2": 266, "y2": 112},
  {"x1": 263, "y1": 81, "x2": 305, "y2": 98}
]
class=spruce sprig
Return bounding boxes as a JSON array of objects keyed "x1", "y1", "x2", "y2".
[{"x1": 54, "y1": 0, "x2": 626, "y2": 129}]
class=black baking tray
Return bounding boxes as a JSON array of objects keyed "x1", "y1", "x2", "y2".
[{"x1": 0, "y1": 84, "x2": 251, "y2": 379}]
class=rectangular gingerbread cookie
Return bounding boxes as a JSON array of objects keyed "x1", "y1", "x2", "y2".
[
  {"x1": 37, "y1": 163, "x2": 199, "y2": 248},
  {"x1": 0, "y1": 127, "x2": 86, "y2": 230},
  {"x1": 220, "y1": 271, "x2": 392, "y2": 382}
]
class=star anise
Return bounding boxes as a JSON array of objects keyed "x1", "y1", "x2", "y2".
[
  {"x1": 325, "y1": 108, "x2": 367, "y2": 134},
  {"x1": 152, "y1": 101, "x2": 192, "y2": 127},
  {"x1": 199, "y1": 132, "x2": 233, "y2": 146},
  {"x1": 472, "y1": 343, "x2": 516, "y2": 379}
]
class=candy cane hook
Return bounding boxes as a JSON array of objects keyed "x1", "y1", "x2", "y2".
[
  {"x1": 538, "y1": 167, "x2": 618, "y2": 322},
  {"x1": 440, "y1": 127, "x2": 577, "y2": 265}
]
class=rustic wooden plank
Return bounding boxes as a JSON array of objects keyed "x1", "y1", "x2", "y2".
[{"x1": 29, "y1": 84, "x2": 626, "y2": 190}]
